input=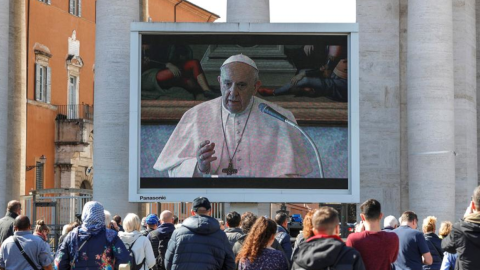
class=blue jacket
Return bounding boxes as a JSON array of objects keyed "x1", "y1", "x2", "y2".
[
  {"x1": 276, "y1": 225, "x2": 293, "y2": 263},
  {"x1": 54, "y1": 227, "x2": 130, "y2": 269},
  {"x1": 165, "y1": 215, "x2": 235, "y2": 270},
  {"x1": 440, "y1": 252, "x2": 457, "y2": 270}
]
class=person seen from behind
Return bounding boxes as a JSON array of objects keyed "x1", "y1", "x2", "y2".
[
  {"x1": 113, "y1": 215, "x2": 124, "y2": 232},
  {"x1": 275, "y1": 212, "x2": 293, "y2": 263},
  {"x1": 438, "y1": 221, "x2": 456, "y2": 270},
  {"x1": 422, "y1": 216, "x2": 442, "y2": 270},
  {"x1": 142, "y1": 214, "x2": 159, "y2": 236},
  {"x1": 0, "y1": 200, "x2": 22, "y2": 246},
  {"x1": 148, "y1": 210, "x2": 175, "y2": 270},
  {"x1": 236, "y1": 217, "x2": 289, "y2": 270},
  {"x1": 383, "y1": 215, "x2": 399, "y2": 231},
  {"x1": 164, "y1": 197, "x2": 235, "y2": 270},
  {"x1": 118, "y1": 213, "x2": 156, "y2": 270},
  {"x1": 54, "y1": 201, "x2": 130, "y2": 269},
  {"x1": 442, "y1": 185, "x2": 480, "y2": 270},
  {"x1": 0, "y1": 215, "x2": 53, "y2": 270},
  {"x1": 58, "y1": 221, "x2": 79, "y2": 248},
  {"x1": 393, "y1": 211, "x2": 433, "y2": 269},
  {"x1": 33, "y1": 220, "x2": 50, "y2": 242},
  {"x1": 292, "y1": 209, "x2": 316, "y2": 258},
  {"x1": 224, "y1": 211, "x2": 244, "y2": 248},
  {"x1": 347, "y1": 199, "x2": 399, "y2": 270},
  {"x1": 233, "y1": 211, "x2": 287, "y2": 265},
  {"x1": 292, "y1": 207, "x2": 366, "y2": 270}
]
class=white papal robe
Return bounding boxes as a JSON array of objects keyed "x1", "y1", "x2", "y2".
[{"x1": 153, "y1": 96, "x2": 312, "y2": 177}]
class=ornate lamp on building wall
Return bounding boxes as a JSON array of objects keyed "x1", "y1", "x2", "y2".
[{"x1": 26, "y1": 155, "x2": 46, "y2": 171}]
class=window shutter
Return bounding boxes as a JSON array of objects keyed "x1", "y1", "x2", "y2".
[
  {"x1": 46, "y1": 66, "x2": 52, "y2": 104},
  {"x1": 69, "y1": 0, "x2": 74, "y2": 15},
  {"x1": 35, "y1": 64, "x2": 41, "y2": 101},
  {"x1": 78, "y1": 0, "x2": 82, "y2": 17},
  {"x1": 36, "y1": 162, "x2": 44, "y2": 190}
]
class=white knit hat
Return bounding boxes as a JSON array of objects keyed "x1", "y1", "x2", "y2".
[{"x1": 221, "y1": 54, "x2": 258, "y2": 70}]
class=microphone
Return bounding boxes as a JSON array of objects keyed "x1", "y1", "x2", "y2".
[
  {"x1": 258, "y1": 103, "x2": 288, "y2": 122},
  {"x1": 258, "y1": 102, "x2": 325, "y2": 178}
]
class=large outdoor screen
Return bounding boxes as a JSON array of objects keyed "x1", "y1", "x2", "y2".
[{"x1": 129, "y1": 23, "x2": 359, "y2": 203}]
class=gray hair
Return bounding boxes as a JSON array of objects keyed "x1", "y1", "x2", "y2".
[{"x1": 384, "y1": 215, "x2": 398, "y2": 228}]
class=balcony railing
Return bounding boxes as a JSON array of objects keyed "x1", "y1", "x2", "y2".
[{"x1": 56, "y1": 104, "x2": 94, "y2": 121}]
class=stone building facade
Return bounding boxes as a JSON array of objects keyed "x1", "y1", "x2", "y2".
[
  {"x1": 0, "y1": 0, "x2": 478, "y2": 224},
  {"x1": 0, "y1": 0, "x2": 219, "y2": 213}
]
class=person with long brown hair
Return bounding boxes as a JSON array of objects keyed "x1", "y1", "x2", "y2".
[
  {"x1": 292, "y1": 209, "x2": 316, "y2": 259},
  {"x1": 236, "y1": 217, "x2": 289, "y2": 270}
]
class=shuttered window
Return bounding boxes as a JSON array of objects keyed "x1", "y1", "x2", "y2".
[
  {"x1": 35, "y1": 64, "x2": 51, "y2": 103},
  {"x1": 38, "y1": 0, "x2": 51, "y2": 4},
  {"x1": 69, "y1": 0, "x2": 82, "y2": 17},
  {"x1": 36, "y1": 162, "x2": 44, "y2": 190}
]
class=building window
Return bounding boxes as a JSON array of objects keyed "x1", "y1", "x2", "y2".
[
  {"x1": 68, "y1": 76, "x2": 79, "y2": 119},
  {"x1": 69, "y1": 0, "x2": 82, "y2": 17},
  {"x1": 36, "y1": 162, "x2": 44, "y2": 190},
  {"x1": 35, "y1": 64, "x2": 51, "y2": 103},
  {"x1": 38, "y1": 0, "x2": 51, "y2": 4}
]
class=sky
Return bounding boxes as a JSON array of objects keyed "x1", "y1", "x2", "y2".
[{"x1": 188, "y1": 0, "x2": 356, "y2": 23}]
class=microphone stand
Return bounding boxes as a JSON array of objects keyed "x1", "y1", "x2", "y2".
[{"x1": 285, "y1": 119, "x2": 325, "y2": 178}]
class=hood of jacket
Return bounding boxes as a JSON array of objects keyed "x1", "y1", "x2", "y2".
[
  {"x1": 459, "y1": 212, "x2": 480, "y2": 248},
  {"x1": 293, "y1": 237, "x2": 345, "y2": 269},
  {"x1": 182, "y1": 215, "x2": 220, "y2": 235},
  {"x1": 118, "y1": 230, "x2": 143, "y2": 246},
  {"x1": 157, "y1": 223, "x2": 175, "y2": 235}
]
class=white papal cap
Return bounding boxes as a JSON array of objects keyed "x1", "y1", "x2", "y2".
[{"x1": 221, "y1": 54, "x2": 258, "y2": 70}]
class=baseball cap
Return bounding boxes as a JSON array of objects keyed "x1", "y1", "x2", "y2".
[
  {"x1": 192, "y1": 197, "x2": 211, "y2": 212},
  {"x1": 145, "y1": 214, "x2": 159, "y2": 225}
]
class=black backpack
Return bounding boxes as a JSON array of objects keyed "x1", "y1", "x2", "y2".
[
  {"x1": 156, "y1": 232, "x2": 173, "y2": 270},
  {"x1": 128, "y1": 239, "x2": 146, "y2": 270}
]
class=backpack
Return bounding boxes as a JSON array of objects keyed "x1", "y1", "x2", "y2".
[
  {"x1": 156, "y1": 232, "x2": 173, "y2": 270},
  {"x1": 128, "y1": 239, "x2": 146, "y2": 270}
]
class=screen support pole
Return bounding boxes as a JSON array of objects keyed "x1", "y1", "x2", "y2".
[{"x1": 285, "y1": 119, "x2": 325, "y2": 178}]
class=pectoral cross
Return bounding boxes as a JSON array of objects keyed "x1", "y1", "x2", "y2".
[{"x1": 222, "y1": 162, "x2": 238, "y2": 175}]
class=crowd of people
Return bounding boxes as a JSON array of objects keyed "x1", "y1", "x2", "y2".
[{"x1": 0, "y1": 185, "x2": 479, "y2": 269}]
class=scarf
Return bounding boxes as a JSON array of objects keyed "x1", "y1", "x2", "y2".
[
  {"x1": 69, "y1": 201, "x2": 107, "y2": 264},
  {"x1": 80, "y1": 201, "x2": 106, "y2": 235}
]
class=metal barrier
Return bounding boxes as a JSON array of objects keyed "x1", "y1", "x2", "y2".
[{"x1": 21, "y1": 188, "x2": 93, "y2": 252}]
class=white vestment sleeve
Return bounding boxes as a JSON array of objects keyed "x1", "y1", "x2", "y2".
[{"x1": 168, "y1": 158, "x2": 198, "y2": 177}]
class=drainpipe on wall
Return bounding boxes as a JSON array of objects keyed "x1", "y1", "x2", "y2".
[{"x1": 174, "y1": 0, "x2": 184, "y2": 22}]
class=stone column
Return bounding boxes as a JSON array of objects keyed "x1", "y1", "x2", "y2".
[
  {"x1": 93, "y1": 0, "x2": 140, "y2": 217},
  {"x1": 454, "y1": 0, "x2": 477, "y2": 220},
  {"x1": 0, "y1": 0, "x2": 9, "y2": 212},
  {"x1": 140, "y1": 0, "x2": 149, "y2": 22},
  {"x1": 7, "y1": 0, "x2": 26, "y2": 201},
  {"x1": 356, "y1": 0, "x2": 401, "y2": 217},
  {"x1": 476, "y1": 0, "x2": 480, "y2": 187},
  {"x1": 227, "y1": 0, "x2": 269, "y2": 23},
  {"x1": 407, "y1": 0, "x2": 455, "y2": 223},
  {"x1": 225, "y1": 0, "x2": 272, "y2": 217},
  {"x1": 399, "y1": 0, "x2": 409, "y2": 213}
]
